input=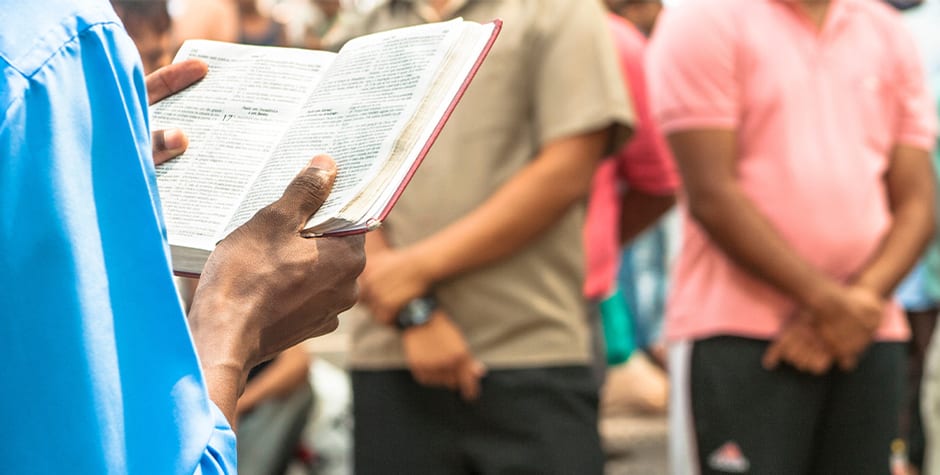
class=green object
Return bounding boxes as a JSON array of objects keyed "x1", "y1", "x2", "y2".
[{"x1": 599, "y1": 287, "x2": 636, "y2": 365}]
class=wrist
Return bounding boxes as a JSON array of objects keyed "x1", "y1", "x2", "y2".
[
  {"x1": 188, "y1": 288, "x2": 258, "y2": 377},
  {"x1": 202, "y1": 361, "x2": 248, "y2": 427},
  {"x1": 396, "y1": 296, "x2": 437, "y2": 330},
  {"x1": 801, "y1": 277, "x2": 843, "y2": 317},
  {"x1": 851, "y1": 272, "x2": 889, "y2": 298},
  {"x1": 188, "y1": 298, "x2": 254, "y2": 427}
]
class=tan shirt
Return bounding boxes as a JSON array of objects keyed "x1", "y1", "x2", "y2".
[{"x1": 341, "y1": 0, "x2": 634, "y2": 369}]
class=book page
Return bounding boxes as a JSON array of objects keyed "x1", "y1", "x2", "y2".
[
  {"x1": 222, "y1": 19, "x2": 465, "y2": 236},
  {"x1": 339, "y1": 22, "x2": 498, "y2": 232},
  {"x1": 152, "y1": 41, "x2": 336, "y2": 249}
]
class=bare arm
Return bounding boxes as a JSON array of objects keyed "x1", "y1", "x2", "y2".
[
  {"x1": 359, "y1": 129, "x2": 611, "y2": 322},
  {"x1": 416, "y1": 129, "x2": 610, "y2": 280},
  {"x1": 619, "y1": 190, "x2": 675, "y2": 245},
  {"x1": 669, "y1": 129, "x2": 888, "y2": 364},
  {"x1": 668, "y1": 129, "x2": 839, "y2": 306},
  {"x1": 190, "y1": 156, "x2": 364, "y2": 426},
  {"x1": 853, "y1": 145, "x2": 936, "y2": 296}
]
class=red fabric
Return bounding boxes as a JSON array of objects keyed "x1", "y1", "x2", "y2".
[{"x1": 583, "y1": 15, "x2": 680, "y2": 299}]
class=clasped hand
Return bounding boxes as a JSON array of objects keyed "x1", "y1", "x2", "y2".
[
  {"x1": 763, "y1": 283, "x2": 883, "y2": 374},
  {"x1": 359, "y1": 241, "x2": 433, "y2": 325},
  {"x1": 358, "y1": 237, "x2": 484, "y2": 400}
]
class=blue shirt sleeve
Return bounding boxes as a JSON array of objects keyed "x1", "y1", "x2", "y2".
[{"x1": 0, "y1": 2, "x2": 236, "y2": 473}]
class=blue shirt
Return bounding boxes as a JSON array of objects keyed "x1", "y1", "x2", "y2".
[{"x1": 0, "y1": 1, "x2": 236, "y2": 473}]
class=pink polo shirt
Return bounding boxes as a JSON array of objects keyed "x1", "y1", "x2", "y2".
[
  {"x1": 583, "y1": 14, "x2": 680, "y2": 300},
  {"x1": 647, "y1": 0, "x2": 937, "y2": 342}
]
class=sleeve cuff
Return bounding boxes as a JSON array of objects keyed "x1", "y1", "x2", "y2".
[{"x1": 658, "y1": 115, "x2": 738, "y2": 135}]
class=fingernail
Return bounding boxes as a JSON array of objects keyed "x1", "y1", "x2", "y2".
[
  {"x1": 164, "y1": 129, "x2": 186, "y2": 151},
  {"x1": 308, "y1": 154, "x2": 335, "y2": 171}
]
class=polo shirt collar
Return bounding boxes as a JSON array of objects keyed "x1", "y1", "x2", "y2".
[{"x1": 773, "y1": 0, "x2": 855, "y2": 37}]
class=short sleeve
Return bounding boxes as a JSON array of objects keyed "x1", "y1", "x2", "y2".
[
  {"x1": 531, "y1": 0, "x2": 634, "y2": 150},
  {"x1": 608, "y1": 18, "x2": 679, "y2": 195},
  {"x1": 646, "y1": 4, "x2": 740, "y2": 134},
  {"x1": 892, "y1": 27, "x2": 938, "y2": 151}
]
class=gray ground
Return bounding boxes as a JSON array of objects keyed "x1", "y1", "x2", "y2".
[{"x1": 602, "y1": 414, "x2": 669, "y2": 475}]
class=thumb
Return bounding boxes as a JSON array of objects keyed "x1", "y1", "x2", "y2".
[{"x1": 274, "y1": 155, "x2": 337, "y2": 228}]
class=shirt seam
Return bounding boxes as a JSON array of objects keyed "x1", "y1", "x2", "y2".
[
  {"x1": 21, "y1": 20, "x2": 123, "y2": 81},
  {"x1": 1, "y1": 19, "x2": 122, "y2": 132}
]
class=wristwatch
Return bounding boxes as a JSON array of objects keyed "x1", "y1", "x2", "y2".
[{"x1": 395, "y1": 296, "x2": 437, "y2": 330}]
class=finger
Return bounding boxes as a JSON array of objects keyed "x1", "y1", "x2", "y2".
[
  {"x1": 271, "y1": 155, "x2": 337, "y2": 229},
  {"x1": 440, "y1": 369, "x2": 459, "y2": 391},
  {"x1": 807, "y1": 354, "x2": 831, "y2": 375},
  {"x1": 146, "y1": 59, "x2": 209, "y2": 105},
  {"x1": 838, "y1": 355, "x2": 858, "y2": 372},
  {"x1": 419, "y1": 366, "x2": 454, "y2": 389},
  {"x1": 804, "y1": 343, "x2": 831, "y2": 375},
  {"x1": 762, "y1": 341, "x2": 784, "y2": 370},
  {"x1": 458, "y1": 360, "x2": 484, "y2": 402},
  {"x1": 795, "y1": 352, "x2": 817, "y2": 373},
  {"x1": 410, "y1": 368, "x2": 433, "y2": 387},
  {"x1": 152, "y1": 128, "x2": 189, "y2": 165}
]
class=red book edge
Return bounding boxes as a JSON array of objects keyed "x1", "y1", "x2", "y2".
[{"x1": 323, "y1": 18, "x2": 504, "y2": 237}]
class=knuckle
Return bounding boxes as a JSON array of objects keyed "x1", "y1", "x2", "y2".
[
  {"x1": 289, "y1": 173, "x2": 329, "y2": 203},
  {"x1": 316, "y1": 315, "x2": 340, "y2": 336}
]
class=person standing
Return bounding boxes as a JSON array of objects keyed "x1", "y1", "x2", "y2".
[
  {"x1": 648, "y1": 0, "x2": 937, "y2": 473},
  {"x1": 585, "y1": 8, "x2": 678, "y2": 402},
  {"x1": 0, "y1": 0, "x2": 364, "y2": 472},
  {"x1": 333, "y1": 0, "x2": 633, "y2": 473}
]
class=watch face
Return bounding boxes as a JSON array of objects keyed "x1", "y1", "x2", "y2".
[
  {"x1": 411, "y1": 298, "x2": 434, "y2": 317},
  {"x1": 397, "y1": 297, "x2": 436, "y2": 328}
]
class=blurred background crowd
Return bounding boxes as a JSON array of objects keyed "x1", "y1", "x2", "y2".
[{"x1": 106, "y1": 0, "x2": 939, "y2": 473}]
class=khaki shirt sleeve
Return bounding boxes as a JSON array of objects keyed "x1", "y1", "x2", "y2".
[{"x1": 530, "y1": 0, "x2": 634, "y2": 152}]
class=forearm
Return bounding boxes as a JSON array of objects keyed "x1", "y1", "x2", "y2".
[
  {"x1": 413, "y1": 130, "x2": 609, "y2": 281},
  {"x1": 690, "y1": 185, "x2": 838, "y2": 307},
  {"x1": 669, "y1": 129, "x2": 838, "y2": 307},
  {"x1": 854, "y1": 146, "x2": 936, "y2": 296},
  {"x1": 187, "y1": 294, "x2": 256, "y2": 428},
  {"x1": 854, "y1": 202, "x2": 935, "y2": 297},
  {"x1": 201, "y1": 363, "x2": 245, "y2": 430},
  {"x1": 619, "y1": 190, "x2": 676, "y2": 245}
]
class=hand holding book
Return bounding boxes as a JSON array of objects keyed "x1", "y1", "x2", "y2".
[{"x1": 151, "y1": 18, "x2": 501, "y2": 275}]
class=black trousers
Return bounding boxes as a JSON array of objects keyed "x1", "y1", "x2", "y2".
[
  {"x1": 352, "y1": 366, "x2": 604, "y2": 475},
  {"x1": 671, "y1": 336, "x2": 905, "y2": 475}
]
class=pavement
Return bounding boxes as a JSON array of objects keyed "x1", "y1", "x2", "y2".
[{"x1": 602, "y1": 414, "x2": 669, "y2": 475}]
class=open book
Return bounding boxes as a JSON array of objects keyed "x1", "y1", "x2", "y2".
[{"x1": 151, "y1": 18, "x2": 501, "y2": 275}]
